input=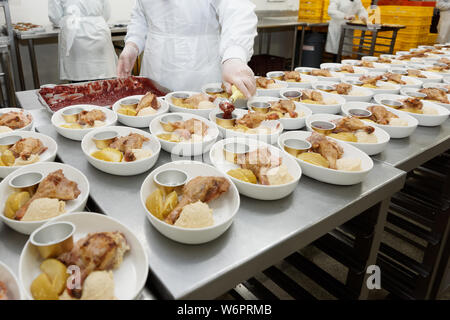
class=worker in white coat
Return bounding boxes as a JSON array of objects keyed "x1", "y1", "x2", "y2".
[
  {"x1": 48, "y1": 0, "x2": 118, "y2": 81},
  {"x1": 325, "y1": 0, "x2": 368, "y2": 56},
  {"x1": 117, "y1": 0, "x2": 258, "y2": 97},
  {"x1": 437, "y1": 0, "x2": 450, "y2": 44}
]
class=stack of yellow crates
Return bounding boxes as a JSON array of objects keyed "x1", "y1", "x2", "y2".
[
  {"x1": 322, "y1": 0, "x2": 372, "y2": 21},
  {"x1": 298, "y1": 0, "x2": 324, "y2": 22}
]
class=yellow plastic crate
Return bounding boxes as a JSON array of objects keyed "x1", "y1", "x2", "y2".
[
  {"x1": 380, "y1": 5, "x2": 434, "y2": 17},
  {"x1": 299, "y1": 8, "x2": 322, "y2": 19},
  {"x1": 428, "y1": 33, "x2": 438, "y2": 45},
  {"x1": 300, "y1": 0, "x2": 324, "y2": 10},
  {"x1": 382, "y1": 15, "x2": 432, "y2": 26}
]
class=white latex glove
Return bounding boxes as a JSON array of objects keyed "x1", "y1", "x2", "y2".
[
  {"x1": 345, "y1": 15, "x2": 356, "y2": 21},
  {"x1": 222, "y1": 58, "x2": 256, "y2": 99},
  {"x1": 117, "y1": 42, "x2": 139, "y2": 78}
]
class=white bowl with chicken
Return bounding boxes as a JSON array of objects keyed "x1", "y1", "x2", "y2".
[
  {"x1": 255, "y1": 77, "x2": 289, "y2": 97},
  {"x1": 341, "y1": 102, "x2": 418, "y2": 139},
  {"x1": 166, "y1": 91, "x2": 217, "y2": 119},
  {"x1": 320, "y1": 63, "x2": 368, "y2": 77},
  {"x1": 382, "y1": 73, "x2": 424, "y2": 89},
  {"x1": 312, "y1": 81, "x2": 374, "y2": 102},
  {"x1": 295, "y1": 66, "x2": 342, "y2": 82},
  {"x1": 19, "y1": 212, "x2": 149, "y2": 300},
  {"x1": 201, "y1": 82, "x2": 247, "y2": 109},
  {"x1": 150, "y1": 113, "x2": 219, "y2": 156},
  {"x1": 0, "y1": 162, "x2": 90, "y2": 235},
  {"x1": 112, "y1": 94, "x2": 169, "y2": 128},
  {"x1": 401, "y1": 69, "x2": 444, "y2": 83},
  {"x1": 140, "y1": 161, "x2": 240, "y2": 244},
  {"x1": 294, "y1": 89, "x2": 346, "y2": 115},
  {"x1": 0, "y1": 260, "x2": 22, "y2": 300},
  {"x1": 266, "y1": 71, "x2": 318, "y2": 88},
  {"x1": 51, "y1": 105, "x2": 117, "y2": 141},
  {"x1": 305, "y1": 114, "x2": 390, "y2": 155},
  {"x1": 210, "y1": 137, "x2": 301, "y2": 200},
  {"x1": 81, "y1": 126, "x2": 161, "y2": 176},
  {"x1": 342, "y1": 76, "x2": 401, "y2": 95},
  {"x1": 0, "y1": 131, "x2": 58, "y2": 178},
  {"x1": 278, "y1": 131, "x2": 373, "y2": 186},
  {"x1": 400, "y1": 87, "x2": 450, "y2": 109},
  {"x1": 209, "y1": 108, "x2": 283, "y2": 145},
  {"x1": 0, "y1": 108, "x2": 33, "y2": 132},
  {"x1": 247, "y1": 96, "x2": 312, "y2": 130},
  {"x1": 374, "y1": 93, "x2": 450, "y2": 127},
  {"x1": 341, "y1": 59, "x2": 389, "y2": 72}
]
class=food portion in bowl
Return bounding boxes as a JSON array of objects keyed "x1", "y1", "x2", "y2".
[
  {"x1": 251, "y1": 99, "x2": 302, "y2": 119},
  {"x1": 0, "y1": 137, "x2": 47, "y2": 167},
  {"x1": 385, "y1": 97, "x2": 438, "y2": 115},
  {"x1": 60, "y1": 109, "x2": 106, "y2": 129},
  {"x1": 318, "y1": 83, "x2": 367, "y2": 97},
  {"x1": 90, "y1": 133, "x2": 152, "y2": 163},
  {"x1": 157, "y1": 118, "x2": 210, "y2": 143},
  {"x1": 357, "y1": 75, "x2": 398, "y2": 90},
  {"x1": 407, "y1": 69, "x2": 428, "y2": 79},
  {"x1": 256, "y1": 77, "x2": 284, "y2": 89},
  {"x1": 117, "y1": 92, "x2": 160, "y2": 117},
  {"x1": 383, "y1": 72, "x2": 410, "y2": 85},
  {"x1": 146, "y1": 175, "x2": 230, "y2": 228},
  {"x1": 417, "y1": 88, "x2": 449, "y2": 104},
  {"x1": 365, "y1": 105, "x2": 409, "y2": 127},
  {"x1": 0, "y1": 111, "x2": 32, "y2": 131},
  {"x1": 311, "y1": 117, "x2": 378, "y2": 144},
  {"x1": 292, "y1": 132, "x2": 363, "y2": 172},
  {"x1": 299, "y1": 90, "x2": 338, "y2": 105},
  {"x1": 3, "y1": 170, "x2": 80, "y2": 222},
  {"x1": 30, "y1": 230, "x2": 130, "y2": 300},
  {"x1": 171, "y1": 92, "x2": 216, "y2": 110},
  {"x1": 269, "y1": 71, "x2": 306, "y2": 83}
]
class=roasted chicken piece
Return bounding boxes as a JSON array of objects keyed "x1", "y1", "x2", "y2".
[
  {"x1": 383, "y1": 72, "x2": 406, "y2": 85},
  {"x1": 184, "y1": 93, "x2": 212, "y2": 108},
  {"x1": 333, "y1": 117, "x2": 375, "y2": 134},
  {"x1": 360, "y1": 61, "x2": 374, "y2": 68},
  {"x1": 283, "y1": 71, "x2": 302, "y2": 82},
  {"x1": 407, "y1": 69, "x2": 426, "y2": 78},
  {"x1": 0, "y1": 281, "x2": 7, "y2": 300},
  {"x1": 9, "y1": 138, "x2": 47, "y2": 160},
  {"x1": 270, "y1": 100, "x2": 298, "y2": 118},
  {"x1": 77, "y1": 109, "x2": 106, "y2": 127},
  {"x1": 311, "y1": 69, "x2": 332, "y2": 77},
  {"x1": 367, "y1": 105, "x2": 398, "y2": 125},
  {"x1": 359, "y1": 75, "x2": 383, "y2": 86},
  {"x1": 439, "y1": 58, "x2": 450, "y2": 66},
  {"x1": 236, "y1": 112, "x2": 273, "y2": 129},
  {"x1": 419, "y1": 88, "x2": 450, "y2": 104},
  {"x1": 340, "y1": 65, "x2": 355, "y2": 73},
  {"x1": 0, "y1": 111, "x2": 31, "y2": 129},
  {"x1": 165, "y1": 176, "x2": 230, "y2": 225},
  {"x1": 301, "y1": 90, "x2": 325, "y2": 103},
  {"x1": 238, "y1": 147, "x2": 282, "y2": 185},
  {"x1": 335, "y1": 83, "x2": 353, "y2": 95},
  {"x1": 136, "y1": 92, "x2": 159, "y2": 113},
  {"x1": 377, "y1": 57, "x2": 391, "y2": 64},
  {"x1": 401, "y1": 97, "x2": 423, "y2": 111},
  {"x1": 307, "y1": 132, "x2": 344, "y2": 170},
  {"x1": 256, "y1": 77, "x2": 275, "y2": 89},
  {"x1": 15, "y1": 170, "x2": 81, "y2": 220},
  {"x1": 110, "y1": 133, "x2": 150, "y2": 162},
  {"x1": 170, "y1": 118, "x2": 209, "y2": 136},
  {"x1": 58, "y1": 231, "x2": 129, "y2": 298}
]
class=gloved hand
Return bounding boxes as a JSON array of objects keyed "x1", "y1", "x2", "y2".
[
  {"x1": 345, "y1": 15, "x2": 356, "y2": 21},
  {"x1": 222, "y1": 58, "x2": 256, "y2": 99},
  {"x1": 117, "y1": 42, "x2": 139, "y2": 78}
]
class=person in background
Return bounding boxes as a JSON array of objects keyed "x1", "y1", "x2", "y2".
[
  {"x1": 325, "y1": 0, "x2": 368, "y2": 59},
  {"x1": 437, "y1": 0, "x2": 450, "y2": 44},
  {"x1": 48, "y1": 0, "x2": 118, "y2": 82},
  {"x1": 117, "y1": 0, "x2": 258, "y2": 98}
]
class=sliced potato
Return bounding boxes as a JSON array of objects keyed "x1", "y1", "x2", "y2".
[
  {"x1": 162, "y1": 191, "x2": 178, "y2": 218},
  {"x1": 157, "y1": 134, "x2": 180, "y2": 143},
  {"x1": 1, "y1": 150, "x2": 16, "y2": 167},
  {"x1": 12, "y1": 191, "x2": 30, "y2": 212},
  {"x1": 91, "y1": 148, "x2": 123, "y2": 162},
  {"x1": 118, "y1": 107, "x2": 137, "y2": 116},
  {"x1": 40, "y1": 259, "x2": 68, "y2": 295},
  {"x1": 146, "y1": 188, "x2": 164, "y2": 220},
  {"x1": 30, "y1": 273, "x2": 59, "y2": 300},
  {"x1": 3, "y1": 192, "x2": 18, "y2": 219},
  {"x1": 227, "y1": 168, "x2": 257, "y2": 184},
  {"x1": 297, "y1": 152, "x2": 330, "y2": 168},
  {"x1": 328, "y1": 132, "x2": 358, "y2": 143}
]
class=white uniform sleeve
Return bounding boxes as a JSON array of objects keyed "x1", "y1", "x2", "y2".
[
  {"x1": 437, "y1": 0, "x2": 450, "y2": 11},
  {"x1": 124, "y1": 0, "x2": 149, "y2": 54},
  {"x1": 328, "y1": 0, "x2": 347, "y2": 20},
  {"x1": 355, "y1": 0, "x2": 369, "y2": 20},
  {"x1": 212, "y1": 0, "x2": 258, "y2": 64},
  {"x1": 103, "y1": 0, "x2": 111, "y2": 22},
  {"x1": 48, "y1": 0, "x2": 64, "y2": 27}
]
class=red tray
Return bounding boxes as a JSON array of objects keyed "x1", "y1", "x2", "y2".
[{"x1": 377, "y1": 1, "x2": 436, "y2": 7}]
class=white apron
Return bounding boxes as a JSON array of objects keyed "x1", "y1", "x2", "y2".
[{"x1": 438, "y1": 10, "x2": 450, "y2": 44}]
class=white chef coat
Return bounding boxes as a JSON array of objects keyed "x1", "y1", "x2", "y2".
[
  {"x1": 325, "y1": 0, "x2": 369, "y2": 54},
  {"x1": 437, "y1": 0, "x2": 450, "y2": 44},
  {"x1": 125, "y1": 0, "x2": 258, "y2": 92},
  {"x1": 48, "y1": 0, "x2": 118, "y2": 81}
]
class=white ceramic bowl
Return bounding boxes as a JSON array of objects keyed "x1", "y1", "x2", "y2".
[
  {"x1": 296, "y1": 89, "x2": 346, "y2": 114},
  {"x1": 341, "y1": 59, "x2": 389, "y2": 72},
  {"x1": 201, "y1": 82, "x2": 247, "y2": 109},
  {"x1": 150, "y1": 112, "x2": 219, "y2": 156},
  {"x1": 278, "y1": 131, "x2": 373, "y2": 185},
  {"x1": 320, "y1": 63, "x2": 368, "y2": 77},
  {"x1": 0, "y1": 108, "x2": 33, "y2": 132},
  {"x1": 209, "y1": 108, "x2": 283, "y2": 145},
  {"x1": 0, "y1": 261, "x2": 22, "y2": 300},
  {"x1": 305, "y1": 113, "x2": 390, "y2": 155},
  {"x1": 266, "y1": 71, "x2": 318, "y2": 88},
  {"x1": 210, "y1": 137, "x2": 301, "y2": 200},
  {"x1": 342, "y1": 76, "x2": 401, "y2": 94},
  {"x1": 256, "y1": 78, "x2": 289, "y2": 97},
  {"x1": 81, "y1": 126, "x2": 161, "y2": 176},
  {"x1": 140, "y1": 161, "x2": 240, "y2": 244},
  {"x1": 312, "y1": 81, "x2": 374, "y2": 102},
  {"x1": 166, "y1": 91, "x2": 217, "y2": 119},
  {"x1": 341, "y1": 102, "x2": 418, "y2": 139},
  {"x1": 295, "y1": 66, "x2": 342, "y2": 82},
  {"x1": 112, "y1": 95, "x2": 169, "y2": 128},
  {"x1": 423, "y1": 82, "x2": 450, "y2": 90},
  {"x1": 407, "y1": 70, "x2": 444, "y2": 83},
  {"x1": 19, "y1": 212, "x2": 148, "y2": 300},
  {"x1": 0, "y1": 162, "x2": 90, "y2": 235},
  {"x1": 51, "y1": 105, "x2": 117, "y2": 141},
  {"x1": 400, "y1": 87, "x2": 450, "y2": 109},
  {"x1": 247, "y1": 96, "x2": 312, "y2": 130},
  {"x1": 374, "y1": 93, "x2": 450, "y2": 127},
  {"x1": 0, "y1": 131, "x2": 58, "y2": 178}
]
